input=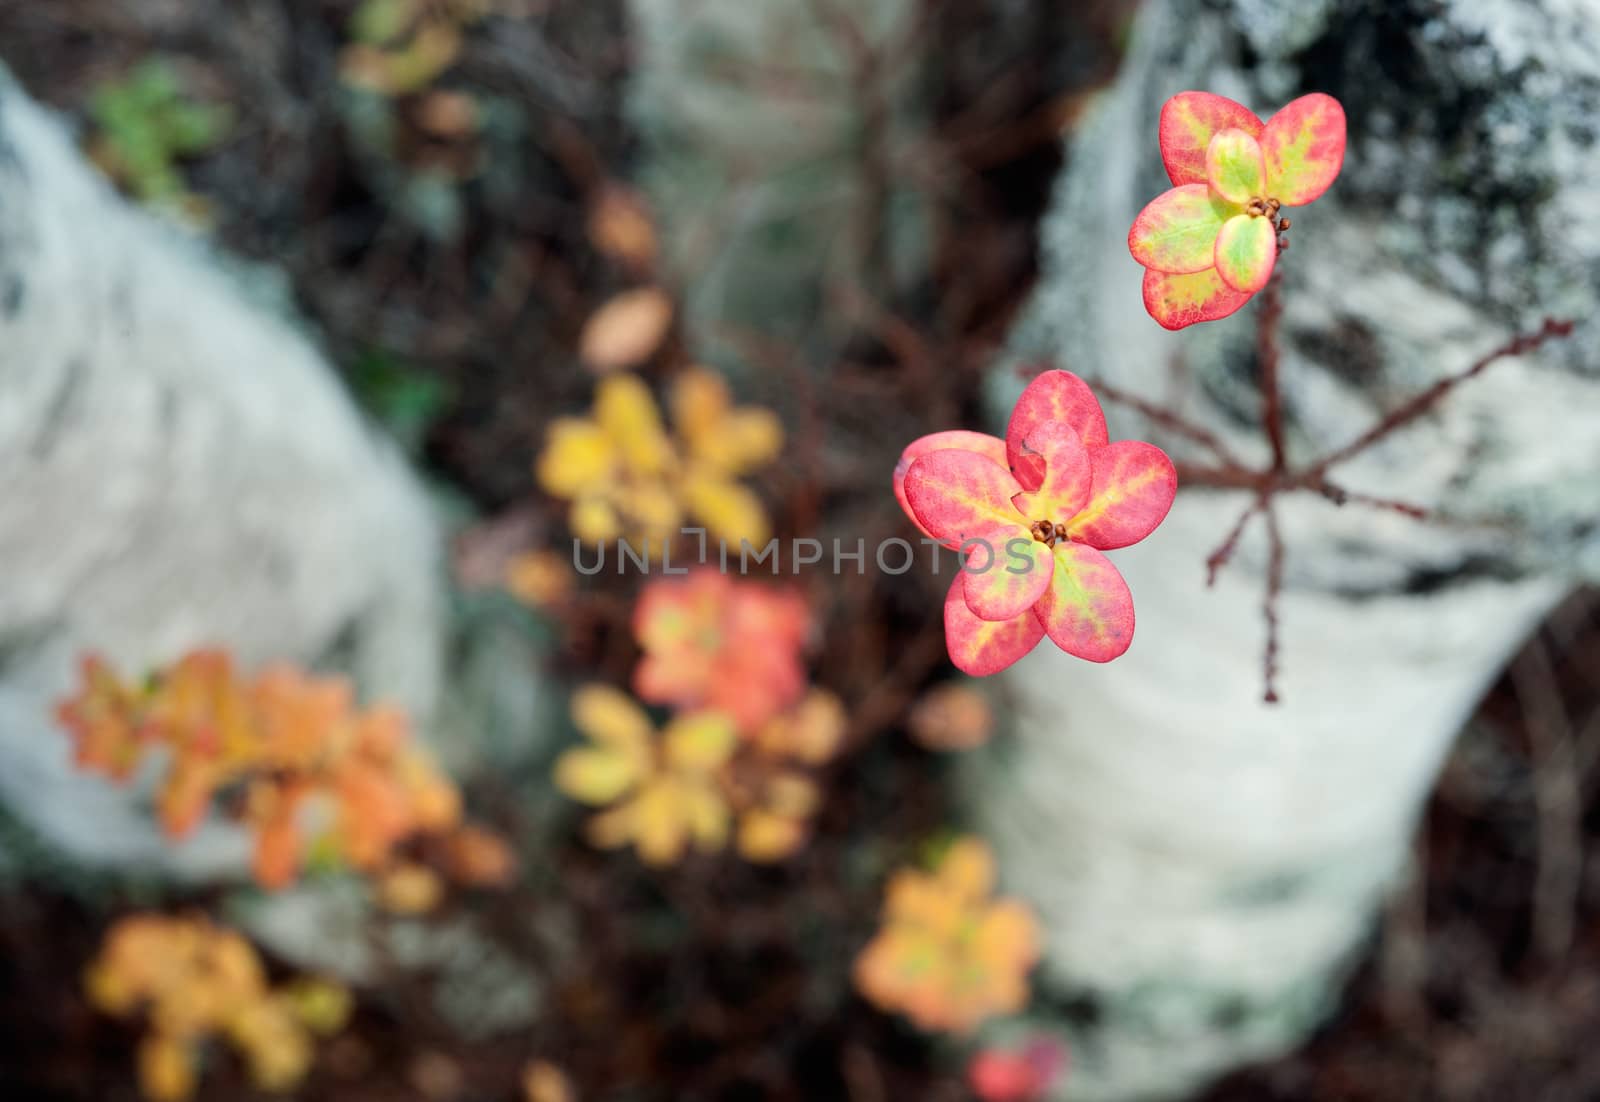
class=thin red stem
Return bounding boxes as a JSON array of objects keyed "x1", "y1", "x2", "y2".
[
  {"x1": 1262, "y1": 505, "x2": 1286, "y2": 704},
  {"x1": 1308, "y1": 317, "x2": 1575, "y2": 477},
  {"x1": 1205, "y1": 493, "x2": 1267, "y2": 587},
  {"x1": 1257, "y1": 273, "x2": 1289, "y2": 473}
]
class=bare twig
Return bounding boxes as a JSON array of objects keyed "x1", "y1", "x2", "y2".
[
  {"x1": 1310, "y1": 480, "x2": 1430, "y2": 519},
  {"x1": 1262, "y1": 505, "x2": 1286, "y2": 704},
  {"x1": 1309, "y1": 317, "x2": 1575, "y2": 478},
  {"x1": 1256, "y1": 273, "x2": 1289, "y2": 473},
  {"x1": 1170, "y1": 316, "x2": 1575, "y2": 701},
  {"x1": 1205, "y1": 493, "x2": 1268, "y2": 586},
  {"x1": 1087, "y1": 376, "x2": 1245, "y2": 467}
]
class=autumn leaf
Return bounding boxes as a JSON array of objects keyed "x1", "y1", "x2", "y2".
[
  {"x1": 732, "y1": 690, "x2": 845, "y2": 862},
  {"x1": 853, "y1": 837, "x2": 1042, "y2": 1034},
  {"x1": 578, "y1": 287, "x2": 674, "y2": 373},
  {"x1": 908, "y1": 683, "x2": 994, "y2": 751},
  {"x1": 56, "y1": 649, "x2": 485, "y2": 893},
  {"x1": 588, "y1": 185, "x2": 658, "y2": 269},
  {"x1": 968, "y1": 1037, "x2": 1068, "y2": 1102},
  {"x1": 554, "y1": 686, "x2": 736, "y2": 866},
  {"x1": 523, "y1": 1060, "x2": 577, "y2": 1102},
  {"x1": 85, "y1": 914, "x2": 348, "y2": 1101},
  {"x1": 1131, "y1": 91, "x2": 1346, "y2": 328},
  {"x1": 632, "y1": 570, "x2": 811, "y2": 733},
  {"x1": 376, "y1": 861, "x2": 446, "y2": 914},
  {"x1": 505, "y1": 549, "x2": 574, "y2": 609},
  {"x1": 893, "y1": 371, "x2": 1175, "y2": 674},
  {"x1": 535, "y1": 368, "x2": 781, "y2": 547}
]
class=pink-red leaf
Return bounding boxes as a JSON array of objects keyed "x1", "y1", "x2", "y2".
[
  {"x1": 963, "y1": 537, "x2": 1053, "y2": 622},
  {"x1": 894, "y1": 430, "x2": 1008, "y2": 546},
  {"x1": 1141, "y1": 267, "x2": 1253, "y2": 330},
  {"x1": 1213, "y1": 214, "x2": 1277, "y2": 293},
  {"x1": 1158, "y1": 91, "x2": 1264, "y2": 187},
  {"x1": 1127, "y1": 184, "x2": 1235, "y2": 275},
  {"x1": 904, "y1": 450, "x2": 1027, "y2": 548},
  {"x1": 1032, "y1": 543, "x2": 1135, "y2": 663},
  {"x1": 1205, "y1": 128, "x2": 1266, "y2": 205},
  {"x1": 1005, "y1": 370, "x2": 1107, "y2": 491},
  {"x1": 1065, "y1": 441, "x2": 1178, "y2": 550},
  {"x1": 944, "y1": 576, "x2": 1045, "y2": 676},
  {"x1": 1260, "y1": 93, "x2": 1346, "y2": 206},
  {"x1": 1010, "y1": 420, "x2": 1092, "y2": 523}
]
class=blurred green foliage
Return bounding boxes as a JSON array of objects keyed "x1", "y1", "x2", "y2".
[
  {"x1": 351, "y1": 347, "x2": 451, "y2": 452},
  {"x1": 88, "y1": 57, "x2": 233, "y2": 215},
  {"x1": 351, "y1": 0, "x2": 421, "y2": 45}
]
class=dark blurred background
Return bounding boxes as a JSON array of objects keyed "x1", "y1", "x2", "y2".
[{"x1": 1, "y1": 2, "x2": 1598, "y2": 1100}]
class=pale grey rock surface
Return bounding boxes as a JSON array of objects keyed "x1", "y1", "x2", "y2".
[{"x1": 0, "y1": 71, "x2": 447, "y2": 879}]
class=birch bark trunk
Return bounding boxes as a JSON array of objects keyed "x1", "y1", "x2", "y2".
[
  {"x1": 627, "y1": 0, "x2": 1600, "y2": 1097},
  {"x1": 984, "y1": 1, "x2": 1600, "y2": 1096},
  {"x1": 0, "y1": 71, "x2": 445, "y2": 877}
]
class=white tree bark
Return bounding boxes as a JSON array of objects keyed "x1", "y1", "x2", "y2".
[
  {"x1": 0, "y1": 71, "x2": 446, "y2": 877},
  {"x1": 627, "y1": 0, "x2": 1600, "y2": 1097},
  {"x1": 984, "y1": 1, "x2": 1600, "y2": 1097}
]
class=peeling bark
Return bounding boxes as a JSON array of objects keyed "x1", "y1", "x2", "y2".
[{"x1": 988, "y1": 1, "x2": 1600, "y2": 1095}]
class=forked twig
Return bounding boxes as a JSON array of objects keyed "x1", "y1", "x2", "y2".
[
  {"x1": 1205, "y1": 492, "x2": 1267, "y2": 586},
  {"x1": 1020, "y1": 306, "x2": 1572, "y2": 704},
  {"x1": 1306, "y1": 317, "x2": 1574, "y2": 478},
  {"x1": 1183, "y1": 315, "x2": 1574, "y2": 702},
  {"x1": 1088, "y1": 376, "x2": 1244, "y2": 468}
]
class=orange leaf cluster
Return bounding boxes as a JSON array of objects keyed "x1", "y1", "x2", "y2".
[
  {"x1": 84, "y1": 913, "x2": 350, "y2": 1101},
  {"x1": 56, "y1": 650, "x2": 508, "y2": 894},
  {"x1": 853, "y1": 838, "x2": 1041, "y2": 1034},
  {"x1": 633, "y1": 569, "x2": 811, "y2": 734}
]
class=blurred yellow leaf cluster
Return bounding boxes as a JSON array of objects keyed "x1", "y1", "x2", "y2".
[
  {"x1": 554, "y1": 685, "x2": 845, "y2": 866},
  {"x1": 853, "y1": 838, "x2": 1041, "y2": 1034},
  {"x1": 536, "y1": 370, "x2": 783, "y2": 548},
  {"x1": 555, "y1": 686, "x2": 736, "y2": 866},
  {"x1": 56, "y1": 650, "x2": 509, "y2": 897},
  {"x1": 84, "y1": 914, "x2": 350, "y2": 1101},
  {"x1": 733, "y1": 689, "x2": 846, "y2": 862},
  {"x1": 340, "y1": 0, "x2": 492, "y2": 97}
]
